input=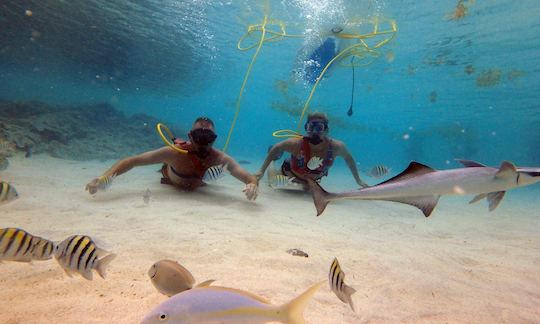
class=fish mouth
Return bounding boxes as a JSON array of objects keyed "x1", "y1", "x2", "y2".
[{"x1": 148, "y1": 265, "x2": 157, "y2": 279}]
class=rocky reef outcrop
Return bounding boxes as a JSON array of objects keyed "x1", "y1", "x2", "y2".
[{"x1": 0, "y1": 100, "x2": 182, "y2": 161}]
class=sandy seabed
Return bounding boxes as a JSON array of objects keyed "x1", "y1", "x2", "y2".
[{"x1": 1, "y1": 154, "x2": 539, "y2": 323}]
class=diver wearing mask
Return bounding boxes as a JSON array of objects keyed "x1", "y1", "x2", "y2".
[
  {"x1": 85, "y1": 117, "x2": 258, "y2": 200},
  {"x1": 255, "y1": 112, "x2": 368, "y2": 189}
]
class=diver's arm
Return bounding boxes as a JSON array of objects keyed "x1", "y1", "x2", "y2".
[
  {"x1": 254, "y1": 140, "x2": 296, "y2": 181},
  {"x1": 223, "y1": 156, "x2": 258, "y2": 201},
  {"x1": 102, "y1": 147, "x2": 174, "y2": 177},
  {"x1": 85, "y1": 147, "x2": 174, "y2": 194},
  {"x1": 334, "y1": 142, "x2": 369, "y2": 188}
]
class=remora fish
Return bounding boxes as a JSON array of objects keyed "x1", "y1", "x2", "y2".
[
  {"x1": 308, "y1": 159, "x2": 540, "y2": 217},
  {"x1": 141, "y1": 281, "x2": 325, "y2": 324}
]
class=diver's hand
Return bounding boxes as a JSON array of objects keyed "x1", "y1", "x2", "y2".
[
  {"x1": 85, "y1": 178, "x2": 100, "y2": 195},
  {"x1": 243, "y1": 183, "x2": 258, "y2": 201}
]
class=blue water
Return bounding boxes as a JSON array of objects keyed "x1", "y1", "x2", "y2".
[{"x1": 1, "y1": 0, "x2": 540, "y2": 172}]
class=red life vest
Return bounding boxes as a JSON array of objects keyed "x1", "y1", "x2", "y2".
[{"x1": 290, "y1": 137, "x2": 334, "y2": 176}]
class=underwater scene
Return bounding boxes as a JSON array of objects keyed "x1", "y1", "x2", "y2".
[{"x1": 1, "y1": 0, "x2": 539, "y2": 323}]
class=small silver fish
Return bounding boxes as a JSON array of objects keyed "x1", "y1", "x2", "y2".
[
  {"x1": 286, "y1": 248, "x2": 308, "y2": 257},
  {"x1": 270, "y1": 174, "x2": 297, "y2": 189},
  {"x1": 143, "y1": 188, "x2": 151, "y2": 204},
  {"x1": 54, "y1": 235, "x2": 116, "y2": 280},
  {"x1": 0, "y1": 228, "x2": 55, "y2": 262},
  {"x1": 97, "y1": 174, "x2": 116, "y2": 191},
  {"x1": 0, "y1": 155, "x2": 8, "y2": 171},
  {"x1": 202, "y1": 164, "x2": 227, "y2": 183},
  {"x1": 329, "y1": 257, "x2": 356, "y2": 312},
  {"x1": 368, "y1": 165, "x2": 390, "y2": 178},
  {"x1": 0, "y1": 181, "x2": 18, "y2": 204}
]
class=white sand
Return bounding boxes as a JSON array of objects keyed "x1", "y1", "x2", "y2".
[{"x1": 1, "y1": 154, "x2": 539, "y2": 323}]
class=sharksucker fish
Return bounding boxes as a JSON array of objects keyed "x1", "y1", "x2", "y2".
[{"x1": 308, "y1": 159, "x2": 540, "y2": 217}]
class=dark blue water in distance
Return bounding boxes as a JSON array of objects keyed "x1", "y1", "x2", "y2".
[{"x1": 1, "y1": 0, "x2": 539, "y2": 180}]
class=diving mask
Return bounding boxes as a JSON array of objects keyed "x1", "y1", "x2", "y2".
[
  {"x1": 305, "y1": 120, "x2": 328, "y2": 134},
  {"x1": 189, "y1": 128, "x2": 217, "y2": 146}
]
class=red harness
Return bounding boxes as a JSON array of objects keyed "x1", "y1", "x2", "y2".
[{"x1": 173, "y1": 139, "x2": 208, "y2": 178}]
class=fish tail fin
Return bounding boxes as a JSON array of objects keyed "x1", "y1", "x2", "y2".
[
  {"x1": 343, "y1": 285, "x2": 357, "y2": 312},
  {"x1": 306, "y1": 179, "x2": 332, "y2": 216},
  {"x1": 96, "y1": 253, "x2": 116, "y2": 279},
  {"x1": 281, "y1": 280, "x2": 325, "y2": 324},
  {"x1": 195, "y1": 279, "x2": 215, "y2": 288}
]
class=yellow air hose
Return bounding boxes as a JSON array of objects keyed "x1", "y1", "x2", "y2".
[{"x1": 156, "y1": 123, "x2": 188, "y2": 154}]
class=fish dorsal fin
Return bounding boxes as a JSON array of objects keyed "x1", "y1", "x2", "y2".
[
  {"x1": 378, "y1": 162, "x2": 435, "y2": 186},
  {"x1": 379, "y1": 195, "x2": 440, "y2": 217},
  {"x1": 456, "y1": 159, "x2": 486, "y2": 168},
  {"x1": 487, "y1": 191, "x2": 506, "y2": 211},
  {"x1": 495, "y1": 161, "x2": 517, "y2": 179},
  {"x1": 195, "y1": 279, "x2": 215, "y2": 288}
]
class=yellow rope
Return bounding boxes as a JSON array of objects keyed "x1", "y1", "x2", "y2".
[
  {"x1": 222, "y1": 15, "x2": 269, "y2": 153},
  {"x1": 272, "y1": 129, "x2": 303, "y2": 139}
]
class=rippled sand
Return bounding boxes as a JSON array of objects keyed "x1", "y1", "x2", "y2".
[{"x1": 1, "y1": 154, "x2": 539, "y2": 323}]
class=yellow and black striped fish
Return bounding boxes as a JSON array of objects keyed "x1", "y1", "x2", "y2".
[
  {"x1": 329, "y1": 257, "x2": 357, "y2": 312},
  {"x1": 202, "y1": 164, "x2": 227, "y2": 183},
  {"x1": 96, "y1": 174, "x2": 116, "y2": 191},
  {"x1": 269, "y1": 175, "x2": 297, "y2": 189},
  {"x1": 0, "y1": 228, "x2": 55, "y2": 262},
  {"x1": 0, "y1": 181, "x2": 18, "y2": 205},
  {"x1": 54, "y1": 235, "x2": 116, "y2": 280}
]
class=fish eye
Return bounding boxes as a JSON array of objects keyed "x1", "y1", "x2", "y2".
[{"x1": 159, "y1": 313, "x2": 168, "y2": 321}]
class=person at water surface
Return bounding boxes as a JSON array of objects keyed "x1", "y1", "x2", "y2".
[
  {"x1": 255, "y1": 112, "x2": 368, "y2": 189},
  {"x1": 86, "y1": 117, "x2": 258, "y2": 200}
]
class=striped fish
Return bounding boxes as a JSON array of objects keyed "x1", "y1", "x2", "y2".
[
  {"x1": 368, "y1": 165, "x2": 390, "y2": 178},
  {"x1": 0, "y1": 181, "x2": 18, "y2": 205},
  {"x1": 54, "y1": 235, "x2": 116, "y2": 280},
  {"x1": 269, "y1": 174, "x2": 297, "y2": 189},
  {"x1": 96, "y1": 174, "x2": 116, "y2": 191},
  {"x1": 329, "y1": 257, "x2": 356, "y2": 312},
  {"x1": 202, "y1": 164, "x2": 227, "y2": 183},
  {"x1": 0, "y1": 228, "x2": 55, "y2": 262}
]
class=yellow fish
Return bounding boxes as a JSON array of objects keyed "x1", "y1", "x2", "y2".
[{"x1": 141, "y1": 280, "x2": 325, "y2": 324}]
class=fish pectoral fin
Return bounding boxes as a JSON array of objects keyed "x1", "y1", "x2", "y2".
[
  {"x1": 195, "y1": 279, "x2": 216, "y2": 288},
  {"x1": 495, "y1": 161, "x2": 517, "y2": 179},
  {"x1": 456, "y1": 159, "x2": 486, "y2": 168},
  {"x1": 487, "y1": 191, "x2": 506, "y2": 212},
  {"x1": 381, "y1": 195, "x2": 440, "y2": 217},
  {"x1": 469, "y1": 193, "x2": 487, "y2": 204}
]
